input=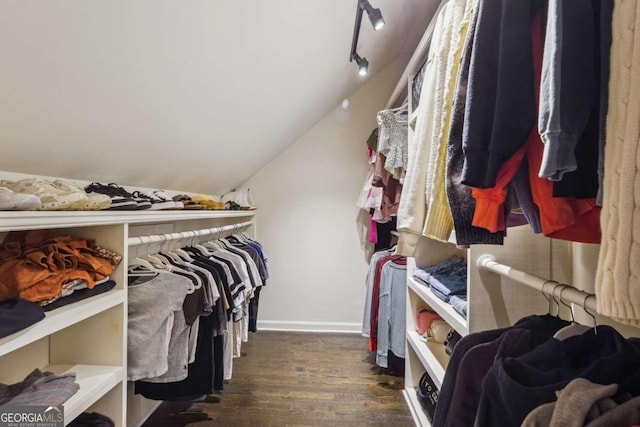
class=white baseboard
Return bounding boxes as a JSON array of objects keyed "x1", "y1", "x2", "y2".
[{"x1": 257, "y1": 320, "x2": 361, "y2": 334}]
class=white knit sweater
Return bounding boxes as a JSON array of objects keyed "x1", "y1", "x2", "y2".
[
  {"x1": 396, "y1": 1, "x2": 452, "y2": 255},
  {"x1": 596, "y1": 0, "x2": 640, "y2": 325}
]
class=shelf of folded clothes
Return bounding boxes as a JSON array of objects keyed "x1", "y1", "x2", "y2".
[
  {"x1": 43, "y1": 364, "x2": 124, "y2": 424},
  {"x1": 407, "y1": 330, "x2": 447, "y2": 388},
  {"x1": 403, "y1": 387, "x2": 433, "y2": 427},
  {"x1": 0, "y1": 290, "x2": 124, "y2": 357},
  {"x1": 408, "y1": 278, "x2": 468, "y2": 337}
]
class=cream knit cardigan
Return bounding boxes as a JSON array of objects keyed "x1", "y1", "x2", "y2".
[
  {"x1": 596, "y1": 0, "x2": 640, "y2": 325},
  {"x1": 396, "y1": 1, "x2": 452, "y2": 256},
  {"x1": 424, "y1": 0, "x2": 475, "y2": 241}
]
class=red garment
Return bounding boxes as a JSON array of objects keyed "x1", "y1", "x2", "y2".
[
  {"x1": 471, "y1": 12, "x2": 601, "y2": 243},
  {"x1": 369, "y1": 255, "x2": 406, "y2": 352}
]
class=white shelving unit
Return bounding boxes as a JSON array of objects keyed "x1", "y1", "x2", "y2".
[
  {"x1": 403, "y1": 388, "x2": 433, "y2": 427},
  {"x1": 44, "y1": 364, "x2": 125, "y2": 425},
  {"x1": 403, "y1": 226, "x2": 569, "y2": 426},
  {"x1": 407, "y1": 276, "x2": 467, "y2": 337},
  {"x1": 406, "y1": 331, "x2": 446, "y2": 388},
  {"x1": 0, "y1": 207, "x2": 256, "y2": 427}
]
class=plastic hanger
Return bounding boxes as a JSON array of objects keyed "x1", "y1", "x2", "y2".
[
  {"x1": 190, "y1": 231, "x2": 215, "y2": 255},
  {"x1": 160, "y1": 238, "x2": 191, "y2": 264},
  {"x1": 390, "y1": 97, "x2": 408, "y2": 113},
  {"x1": 540, "y1": 280, "x2": 554, "y2": 315},
  {"x1": 583, "y1": 294, "x2": 598, "y2": 335},
  {"x1": 553, "y1": 285, "x2": 590, "y2": 340},
  {"x1": 173, "y1": 236, "x2": 195, "y2": 262},
  {"x1": 202, "y1": 227, "x2": 226, "y2": 251},
  {"x1": 128, "y1": 257, "x2": 169, "y2": 275},
  {"x1": 549, "y1": 284, "x2": 563, "y2": 317}
]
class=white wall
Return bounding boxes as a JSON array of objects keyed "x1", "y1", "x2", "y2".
[{"x1": 245, "y1": 59, "x2": 403, "y2": 333}]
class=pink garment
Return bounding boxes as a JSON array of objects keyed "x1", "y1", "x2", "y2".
[
  {"x1": 372, "y1": 152, "x2": 402, "y2": 223},
  {"x1": 369, "y1": 219, "x2": 378, "y2": 244}
]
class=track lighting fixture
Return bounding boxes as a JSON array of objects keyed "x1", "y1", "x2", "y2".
[
  {"x1": 349, "y1": 0, "x2": 384, "y2": 76},
  {"x1": 361, "y1": 0, "x2": 385, "y2": 31},
  {"x1": 353, "y1": 53, "x2": 369, "y2": 76}
]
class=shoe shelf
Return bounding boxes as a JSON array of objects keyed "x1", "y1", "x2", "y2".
[
  {"x1": 0, "y1": 210, "x2": 255, "y2": 232},
  {"x1": 406, "y1": 331, "x2": 447, "y2": 389},
  {"x1": 408, "y1": 277, "x2": 468, "y2": 337},
  {"x1": 43, "y1": 364, "x2": 125, "y2": 426},
  {"x1": 403, "y1": 388, "x2": 432, "y2": 427}
]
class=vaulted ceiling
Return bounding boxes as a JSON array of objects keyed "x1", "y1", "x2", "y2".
[{"x1": 0, "y1": 0, "x2": 438, "y2": 194}]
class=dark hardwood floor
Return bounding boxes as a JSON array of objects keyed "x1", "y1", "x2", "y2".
[{"x1": 141, "y1": 331, "x2": 413, "y2": 427}]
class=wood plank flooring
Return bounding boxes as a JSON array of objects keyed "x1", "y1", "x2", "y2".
[{"x1": 141, "y1": 331, "x2": 413, "y2": 427}]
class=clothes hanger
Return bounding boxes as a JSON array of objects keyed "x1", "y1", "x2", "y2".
[
  {"x1": 128, "y1": 257, "x2": 169, "y2": 275},
  {"x1": 161, "y1": 237, "x2": 189, "y2": 264},
  {"x1": 550, "y1": 283, "x2": 563, "y2": 318},
  {"x1": 191, "y1": 231, "x2": 215, "y2": 255},
  {"x1": 127, "y1": 240, "x2": 169, "y2": 275},
  {"x1": 540, "y1": 280, "x2": 554, "y2": 315},
  {"x1": 553, "y1": 285, "x2": 590, "y2": 340},
  {"x1": 151, "y1": 239, "x2": 199, "y2": 293},
  {"x1": 141, "y1": 237, "x2": 172, "y2": 266},
  {"x1": 173, "y1": 237, "x2": 195, "y2": 262},
  {"x1": 203, "y1": 227, "x2": 225, "y2": 251},
  {"x1": 583, "y1": 294, "x2": 598, "y2": 335},
  {"x1": 389, "y1": 97, "x2": 408, "y2": 113}
]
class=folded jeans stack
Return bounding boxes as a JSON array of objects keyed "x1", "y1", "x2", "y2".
[{"x1": 413, "y1": 256, "x2": 467, "y2": 303}]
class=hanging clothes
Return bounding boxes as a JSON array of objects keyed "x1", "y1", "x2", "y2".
[
  {"x1": 433, "y1": 314, "x2": 569, "y2": 427},
  {"x1": 396, "y1": 1, "x2": 451, "y2": 256},
  {"x1": 596, "y1": 0, "x2": 640, "y2": 326},
  {"x1": 475, "y1": 326, "x2": 640, "y2": 427},
  {"x1": 128, "y1": 232, "x2": 268, "y2": 400}
]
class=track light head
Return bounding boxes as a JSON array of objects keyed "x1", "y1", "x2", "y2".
[
  {"x1": 360, "y1": 0, "x2": 385, "y2": 30},
  {"x1": 353, "y1": 53, "x2": 369, "y2": 76}
]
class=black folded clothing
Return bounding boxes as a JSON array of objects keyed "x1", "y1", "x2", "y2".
[
  {"x1": 418, "y1": 371, "x2": 439, "y2": 422},
  {"x1": 68, "y1": 412, "x2": 114, "y2": 427},
  {"x1": 42, "y1": 281, "x2": 116, "y2": 312},
  {"x1": 0, "y1": 298, "x2": 45, "y2": 338}
]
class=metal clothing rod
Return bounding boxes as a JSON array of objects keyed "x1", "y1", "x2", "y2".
[
  {"x1": 127, "y1": 220, "x2": 254, "y2": 247},
  {"x1": 477, "y1": 254, "x2": 597, "y2": 312}
]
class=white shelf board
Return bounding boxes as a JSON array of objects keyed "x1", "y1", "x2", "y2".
[
  {"x1": 403, "y1": 387, "x2": 432, "y2": 427},
  {"x1": 44, "y1": 364, "x2": 124, "y2": 425},
  {"x1": 0, "y1": 290, "x2": 125, "y2": 357},
  {"x1": 0, "y1": 210, "x2": 256, "y2": 231},
  {"x1": 408, "y1": 277, "x2": 468, "y2": 336},
  {"x1": 407, "y1": 331, "x2": 447, "y2": 389}
]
